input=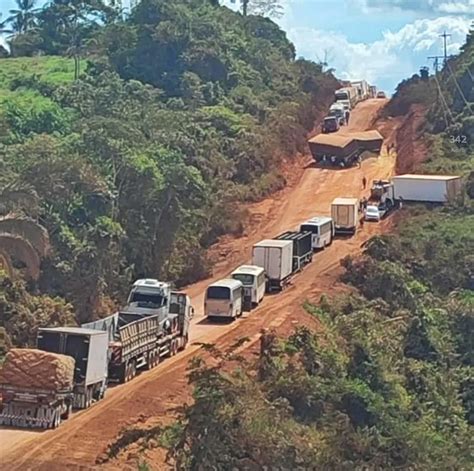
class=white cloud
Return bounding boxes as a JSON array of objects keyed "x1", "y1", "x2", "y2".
[
  {"x1": 285, "y1": 16, "x2": 471, "y2": 93},
  {"x1": 361, "y1": 0, "x2": 474, "y2": 15}
]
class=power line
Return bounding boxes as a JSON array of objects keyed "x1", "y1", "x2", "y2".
[
  {"x1": 428, "y1": 56, "x2": 455, "y2": 127},
  {"x1": 445, "y1": 60, "x2": 473, "y2": 113}
]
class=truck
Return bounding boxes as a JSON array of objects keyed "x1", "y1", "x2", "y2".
[
  {"x1": 308, "y1": 134, "x2": 361, "y2": 167},
  {"x1": 0, "y1": 327, "x2": 108, "y2": 429},
  {"x1": 391, "y1": 174, "x2": 462, "y2": 203},
  {"x1": 335, "y1": 86, "x2": 358, "y2": 108},
  {"x1": 331, "y1": 197, "x2": 359, "y2": 234},
  {"x1": 0, "y1": 278, "x2": 193, "y2": 429},
  {"x1": 328, "y1": 103, "x2": 349, "y2": 126},
  {"x1": 84, "y1": 279, "x2": 192, "y2": 383},
  {"x1": 252, "y1": 239, "x2": 293, "y2": 292},
  {"x1": 321, "y1": 116, "x2": 340, "y2": 133},
  {"x1": 275, "y1": 231, "x2": 313, "y2": 272},
  {"x1": 351, "y1": 80, "x2": 369, "y2": 101},
  {"x1": 369, "y1": 85, "x2": 377, "y2": 98},
  {"x1": 364, "y1": 179, "x2": 396, "y2": 221}
]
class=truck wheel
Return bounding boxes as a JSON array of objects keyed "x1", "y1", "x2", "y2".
[{"x1": 146, "y1": 352, "x2": 154, "y2": 370}]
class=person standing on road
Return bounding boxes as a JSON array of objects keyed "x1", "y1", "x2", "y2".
[{"x1": 362, "y1": 176, "x2": 367, "y2": 189}]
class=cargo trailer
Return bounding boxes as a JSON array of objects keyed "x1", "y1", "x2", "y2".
[
  {"x1": 391, "y1": 174, "x2": 462, "y2": 203},
  {"x1": 308, "y1": 134, "x2": 360, "y2": 167},
  {"x1": 331, "y1": 197, "x2": 359, "y2": 234},
  {"x1": 37, "y1": 327, "x2": 108, "y2": 409},
  {"x1": 252, "y1": 239, "x2": 293, "y2": 292},
  {"x1": 275, "y1": 231, "x2": 313, "y2": 272},
  {"x1": 0, "y1": 327, "x2": 109, "y2": 429}
]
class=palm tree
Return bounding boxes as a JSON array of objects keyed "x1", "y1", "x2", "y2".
[{"x1": 4, "y1": 0, "x2": 40, "y2": 35}]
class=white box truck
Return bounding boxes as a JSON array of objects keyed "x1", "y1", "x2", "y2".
[
  {"x1": 392, "y1": 174, "x2": 462, "y2": 203},
  {"x1": 331, "y1": 197, "x2": 359, "y2": 234},
  {"x1": 252, "y1": 239, "x2": 293, "y2": 292}
]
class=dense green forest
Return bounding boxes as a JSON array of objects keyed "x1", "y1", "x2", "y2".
[
  {"x1": 111, "y1": 28, "x2": 473, "y2": 470},
  {"x1": 0, "y1": 0, "x2": 338, "y2": 347}
]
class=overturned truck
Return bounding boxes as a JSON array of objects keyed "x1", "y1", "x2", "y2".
[{"x1": 308, "y1": 130, "x2": 383, "y2": 167}]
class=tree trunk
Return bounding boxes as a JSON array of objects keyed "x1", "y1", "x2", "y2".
[{"x1": 242, "y1": 0, "x2": 249, "y2": 16}]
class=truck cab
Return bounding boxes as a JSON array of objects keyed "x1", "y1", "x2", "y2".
[
  {"x1": 322, "y1": 116, "x2": 340, "y2": 133},
  {"x1": 329, "y1": 104, "x2": 347, "y2": 126},
  {"x1": 124, "y1": 279, "x2": 171, "y2": 322}
]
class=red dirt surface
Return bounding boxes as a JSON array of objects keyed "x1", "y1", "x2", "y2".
[
  {"x1": 0, "y1": 99, "x2": 399, "y2": 470},
  {"x1": 393, "y1": 104, "x2": 429, "y2": 174}
]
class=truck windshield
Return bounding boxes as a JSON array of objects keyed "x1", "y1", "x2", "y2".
[
  {"x1": 207, "y1": 286, "x2": 231, "y2": 300},
  {"x1": 232, "y1": 274, "x2": 254, "y2": 286},
  {"x1": 129, "y1": 291, "x2": 166, "y2": 308},
  {"x1": 300, "y1": 224, "x2": 319, "y2": 234},
  {"x1": 329, "y1": 109, "x2": 343, "y2": 117},
  {"x1": 335, "y1": 92, "x2": 348, "y2": 100}
]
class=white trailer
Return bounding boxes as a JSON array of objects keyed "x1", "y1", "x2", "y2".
[
  {"x1": 351, "y1": 80, "x2": 369, "y2": 100},
  {"x1": 392, "y1": 174, "x2": 462, "y2": 203},
  {"x1": 252, "y1": 239, "x2": 293, "y2": 292},
  {"x1": 331, "y1": 197, "x2": 359, "y2": 234}
]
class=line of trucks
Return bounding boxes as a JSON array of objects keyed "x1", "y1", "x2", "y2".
[
  {"x1": 0, "y1": 174, "x2": 462, "y2": 429},
  {"x1": 322, "y1": 80, "x2": 374, "y2": 133}
]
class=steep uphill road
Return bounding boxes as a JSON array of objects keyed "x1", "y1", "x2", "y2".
[{"x1": 0, "y1": 99, "x2": 396, "y2": 470}]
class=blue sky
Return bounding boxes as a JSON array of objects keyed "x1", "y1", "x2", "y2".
[{"x1": 1, "y1": 0, "x2": 473, "y2": 94}]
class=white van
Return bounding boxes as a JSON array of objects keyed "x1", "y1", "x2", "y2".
[
  {"x1": 300, "y1": 216, "x2": 335, "y2": 249},
  {"x1": 231, "y1": 265, "x2": 266, "y2": 309},
  {"x1": 205, "y1": 279, "x2": 243, "y2": 320}
]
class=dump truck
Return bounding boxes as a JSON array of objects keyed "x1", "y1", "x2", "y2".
[
  {"x1": 391, "y1": 174, "x2": 462, "y2": 203},
  {"x1": 275, "y1": 231, "x2": 313, "y2": 272},
  {"x1": 83, "y1": 279, "x2": 192, "y2": 383},
  {"x1": 0, "y1": 327, "x2": 109, "y2": 429},
  {"x1": 252, "y1": 239, "x2": 293, "y2": 292},
  {"x1": 331, "y1": 197, "x2": 359, "y2": 234}
]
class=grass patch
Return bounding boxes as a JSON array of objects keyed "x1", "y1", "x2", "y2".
[{"x1": 0, "y1": 56, "x2": 75, "y2": 102}]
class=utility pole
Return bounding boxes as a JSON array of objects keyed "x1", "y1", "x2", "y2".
[{"x1": 440, "y1": 31, "x2": 451, "y2": 66}]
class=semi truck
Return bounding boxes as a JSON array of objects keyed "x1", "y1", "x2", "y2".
[
  {"x1": 335, "y1": 86, "x2": 358, "y2": 108},
  {"x1": 83, "y1": 279, "x2": 191, "y2": 383},
  {"x1": 0, "y1": 327, "x2": 108, "y2": 429},
  {"x1": 252, "y1": 239, "x2": 293, "y2": 292},
  {"x1": 275, "y1": 231, "x2": 313, "y2": 272},
  {"x1": 0, "y1": 279, "x2": 193, "y2": 428},
  {"x1": 331, "y1": 197, "x2": 359, "y2": 235}
]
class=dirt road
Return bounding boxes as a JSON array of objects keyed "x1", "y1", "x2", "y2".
[{"x1": 0, "y1": 99, "x2": 396, "y2": 470}]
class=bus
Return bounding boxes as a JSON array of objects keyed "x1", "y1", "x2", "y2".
[
  {"x1": 231, "y1": 265, "x2": 266, "y2": 309},
  {"x1": 299, "y1": 216, "x2": 335, "y2": 249},
  {"x1": 204, "y1": 279, "x2": 244, "y2": 320}
]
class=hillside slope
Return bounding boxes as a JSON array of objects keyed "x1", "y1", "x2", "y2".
[{"x1": 0, "y1": 0, "x2": 338, "y2": 337}]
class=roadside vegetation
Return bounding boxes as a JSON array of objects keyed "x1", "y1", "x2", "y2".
[
  {"x1": 0, "y1": 0, "x2": 338, "y2": 346},
  {"x1": 112, "y1": 27, "x2": 473, "y2": 470}
]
